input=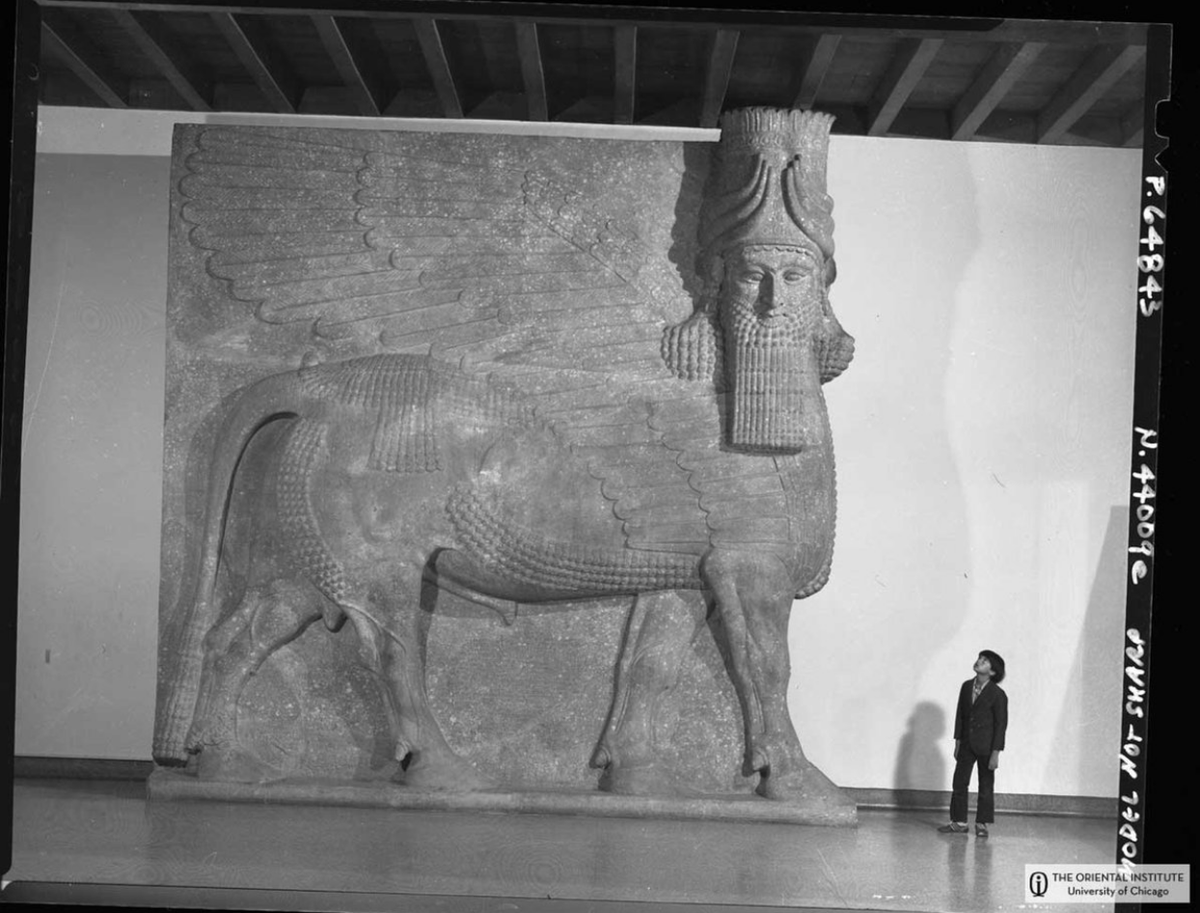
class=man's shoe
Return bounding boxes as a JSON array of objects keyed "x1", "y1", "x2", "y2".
[
  {"x1": 938, "y1": 822, "x2": 969, "y2": 834},
  {"x1": 975, "y1": 824, "x2": 989, "y2": 838}
]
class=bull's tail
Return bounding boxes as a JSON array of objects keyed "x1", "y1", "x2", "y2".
[{"x1": 152, "y1": 370, "x2": 307, "y2": 765}]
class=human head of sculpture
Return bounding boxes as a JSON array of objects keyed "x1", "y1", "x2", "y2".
[{"x1": 662, "y1": 107, "x2": 855, "y2": 453}]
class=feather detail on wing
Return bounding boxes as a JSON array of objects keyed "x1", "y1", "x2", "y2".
[
  {"x1": 180, "y1": 125, "x2": 716, "y2": 558},
  {"x1": 650, "y1": 391, "x2": 793, "y2": 556}
]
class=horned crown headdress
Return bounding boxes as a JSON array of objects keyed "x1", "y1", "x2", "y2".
[
  {"x1": 663, "y1": 107, "x2": 852, "y2": 388},
  {"x1": 698, "y1": 107, "x2": 836, "y2": 274}
]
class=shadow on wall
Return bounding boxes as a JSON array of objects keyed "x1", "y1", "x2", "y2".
[
  {"x1": 1056, "y1": 504, "x2": 1130, "y2": 796},
  {"x1": 892, "y1": 701, "x2": 947, "y2": 798}
]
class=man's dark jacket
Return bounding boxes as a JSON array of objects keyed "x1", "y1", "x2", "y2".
[{"x1": 953, "y1": 679, "x2": 1008, "y2": 756}]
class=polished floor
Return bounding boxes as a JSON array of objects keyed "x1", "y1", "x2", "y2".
[{"x1": 5, "y1": 778, "x2": 1117, "y2": 912}]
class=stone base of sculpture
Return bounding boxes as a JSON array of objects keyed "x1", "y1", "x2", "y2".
[{"x1": 147, "y1": 768, "x2": 857, "y2": 826}]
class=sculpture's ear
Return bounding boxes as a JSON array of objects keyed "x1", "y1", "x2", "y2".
[{"x1": 816, "y1": 310, "x2": 855, "y2": 384}]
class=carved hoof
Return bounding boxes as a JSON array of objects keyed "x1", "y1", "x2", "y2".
[
  {"x1": 757, "y1": 763, "x2": 857, "y2": 814},
  {"x1": 600, "y1": 762, "x2": 699, "y2": 798},
  {"x1": 589, "y1": 743, "x2": 612, "y2": 770},
  {"x1": 755, "y1": 765, "x2": 813, "y2": 801},
  {"x1": 749, "y1": 737, "x2": 814, "y2": 801},
  {"x1": 402, "y1": 751, "x2": 495, "y2": 793},
  {"x1": 185, "y1": 713, "x2": 237, "y2": 757}
]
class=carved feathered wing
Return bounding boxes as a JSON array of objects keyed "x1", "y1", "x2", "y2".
[{"x1": 180, "y1": 125, "x2": 712, "y2": 558}]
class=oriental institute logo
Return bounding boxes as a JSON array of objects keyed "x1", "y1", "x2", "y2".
[{"x1": 1029, "y1": 871, "x2": 1049, "y2": 897}]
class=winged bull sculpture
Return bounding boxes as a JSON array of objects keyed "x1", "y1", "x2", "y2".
[{"x1": 153, "y1": 108, "x2": 856, "y2": 802}]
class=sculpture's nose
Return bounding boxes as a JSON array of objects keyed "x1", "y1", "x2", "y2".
[{"x1": 758, "y1": 274, "x2": 780, "y2": 311}]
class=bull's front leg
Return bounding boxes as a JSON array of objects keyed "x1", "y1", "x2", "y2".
[{"x1": 701, "y1": 549, "x2": 811, "y2": 799}]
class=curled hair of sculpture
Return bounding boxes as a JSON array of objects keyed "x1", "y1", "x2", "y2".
[{"x1": 661, "y1": 304, "x2": 722, "y2": 383}]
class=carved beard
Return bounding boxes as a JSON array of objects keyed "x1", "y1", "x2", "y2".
[{"x1": 722, "y1": 300, "x2": 821, "y2": 453}]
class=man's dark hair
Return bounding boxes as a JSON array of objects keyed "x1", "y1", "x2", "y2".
[{"x1": 980, "y1": 650, "x2": 1006, "y2": 684}]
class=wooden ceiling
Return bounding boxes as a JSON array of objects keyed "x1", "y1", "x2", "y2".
[{"x1": 33, "y1": 2, "x2": 1154, "y2": 147}]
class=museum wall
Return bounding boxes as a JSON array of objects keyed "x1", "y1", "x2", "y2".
[{"x1": 17, "y1": 106, "x2": 1141, "y2": 799}]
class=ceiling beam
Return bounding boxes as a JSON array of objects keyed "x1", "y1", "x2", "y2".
[
  {"x1": 951, "y1": 41, "x2": 1045, "y2": 140},
  {"x1": 1121, "y1": 103, "x2": 1144, "y2": 148},
  {"x1": 109, "y1": 8, "x2": 212, "y2": 110},
  {"x1": 867, "y1": 37, "x2": 942, "y2": 136},
  {"x1": 793, "y1": 34, "x2": 840, "y2": 110},
  {"x1": 1037, "y1": 44, "x2": 1146, "y2": 144},
  {"x1": 211, "y1": 12, "x2": 300, "y2": 113},
  {"x1": 30, "y1": 4, "x2": 1151, "y2": 47},
  {"x1": 312, "y1": 15, "x2": 386, "y2": 116},
  {"x1": 413, "y1": 18, "x2": 463, "y2": 119},
  {"x1": 613, "y1": 24, "x2": 637, "y2": 125},
  {"x1": 819, "y1": 103, "x2": 953, "y2": 141},
  {"x1": 514, "y1": 21, "x2": 547, "y2": 121},
  {"x1": 40, "y1": 19, "x2": 128, "y2": 107},
  {"x1": 1061, "y1": 114, "x2": 1126, "y2": 146},
  {"x1": 700, "y1": 29, "x2": 739, "y2": 129}
]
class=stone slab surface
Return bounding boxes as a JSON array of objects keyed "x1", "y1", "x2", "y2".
[
  {"x1": 157, "y1": 125, "x2": 723, "y2": 786},
  {"x1": 154, "y1": 119, "x2": 855, "y2": 814}
]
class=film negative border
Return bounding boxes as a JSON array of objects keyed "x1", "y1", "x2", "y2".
[{"x1": 1115, "y1": 20, "x2": 1171, "y2": 889}]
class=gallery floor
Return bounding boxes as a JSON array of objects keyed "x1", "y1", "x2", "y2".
[{"x1": 5, "y1": 777, "x2": 1117, "y2": 912}]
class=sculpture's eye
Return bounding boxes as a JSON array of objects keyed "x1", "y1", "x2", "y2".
[
  {"x1": 782, "y1": 269, "x2": 808, "y2": 283},
  {"x1": 739, "y1": 270, "x2": 765, "y2": 284}
]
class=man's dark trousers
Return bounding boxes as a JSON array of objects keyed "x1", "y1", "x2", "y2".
[{"x1": 950, "y1": 745, "x2": 994, "y2": 824}]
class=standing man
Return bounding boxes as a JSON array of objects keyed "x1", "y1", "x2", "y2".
[{"x1": 939, "y1": 651, "x2": 1007, "y2": 837}]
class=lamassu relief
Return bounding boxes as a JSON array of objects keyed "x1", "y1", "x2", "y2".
[{"x1": 153, "y1": 108, "x2": 857, "y2": 822}]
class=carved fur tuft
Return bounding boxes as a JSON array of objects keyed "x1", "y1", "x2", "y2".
[
  {"x1": 661, "y1": 309, "x2": 723, "y2": 383},
  {"x1": 276, "y1": 420, "x2": 349, "y2": 605},
  {"x1": 815, "y1": 319, "x2": 856, "y2": 383}
]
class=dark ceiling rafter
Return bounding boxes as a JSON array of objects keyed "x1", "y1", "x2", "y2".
[
  {"x1": 413, "y1": 17, "x2": 463, "y2": 119},
  {"x1": 211, "y1": 11, "x2": 300, "y2": 113},
  {"x1": 613, "y1": 24, "x2": 637, "y2": 125},
  {"x1": 793, "y1": 34, "x2": 840, "y2": 111},
  {"x1": 867, "y1": 37, "x2": 943, "y2": 136},
  {"x1": 1120, "y1": 105, "x2": 1143, "y2": 148},
  {"x1": 514, "y1": 21, "x2": 548, "y2": 122},
  {"x1": 30, "y1": 3, "x2": 1147, "y2": 46},
  {"x1": 951, "y1": 41, "x2": 1045, "y2": 141},
  {"x1": 312, "y1": 15, "x2": 389, "y2": 116},
  {"x1": 109, "y1": 8, "x2": 213, "y2": 111},
  {"x1": 1037, "y1": 43, "x2": 1147, "y2": 144},
  {"x1": 40, "y1": 18, "x2": 129, "y2": 107},
  {"x1": 31, "y1": 1, "x2": 1151, "y2": 150},
  {"x1": 700, "y1": 29, "x2": 739, "y2": 129}
]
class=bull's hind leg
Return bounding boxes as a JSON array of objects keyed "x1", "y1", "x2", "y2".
[
  {"x1": 702, "y1": 550, "x2": 812, "y2": 800},
  {"x1": 591, "y1": 590, "x2": 707, "y2": 796},
  {"x1": 360, "y1": 566, "x2": 493, "y2": 792},
  {"x1": 186, "y1": 576, "x2": 325, "y2": 781}
]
